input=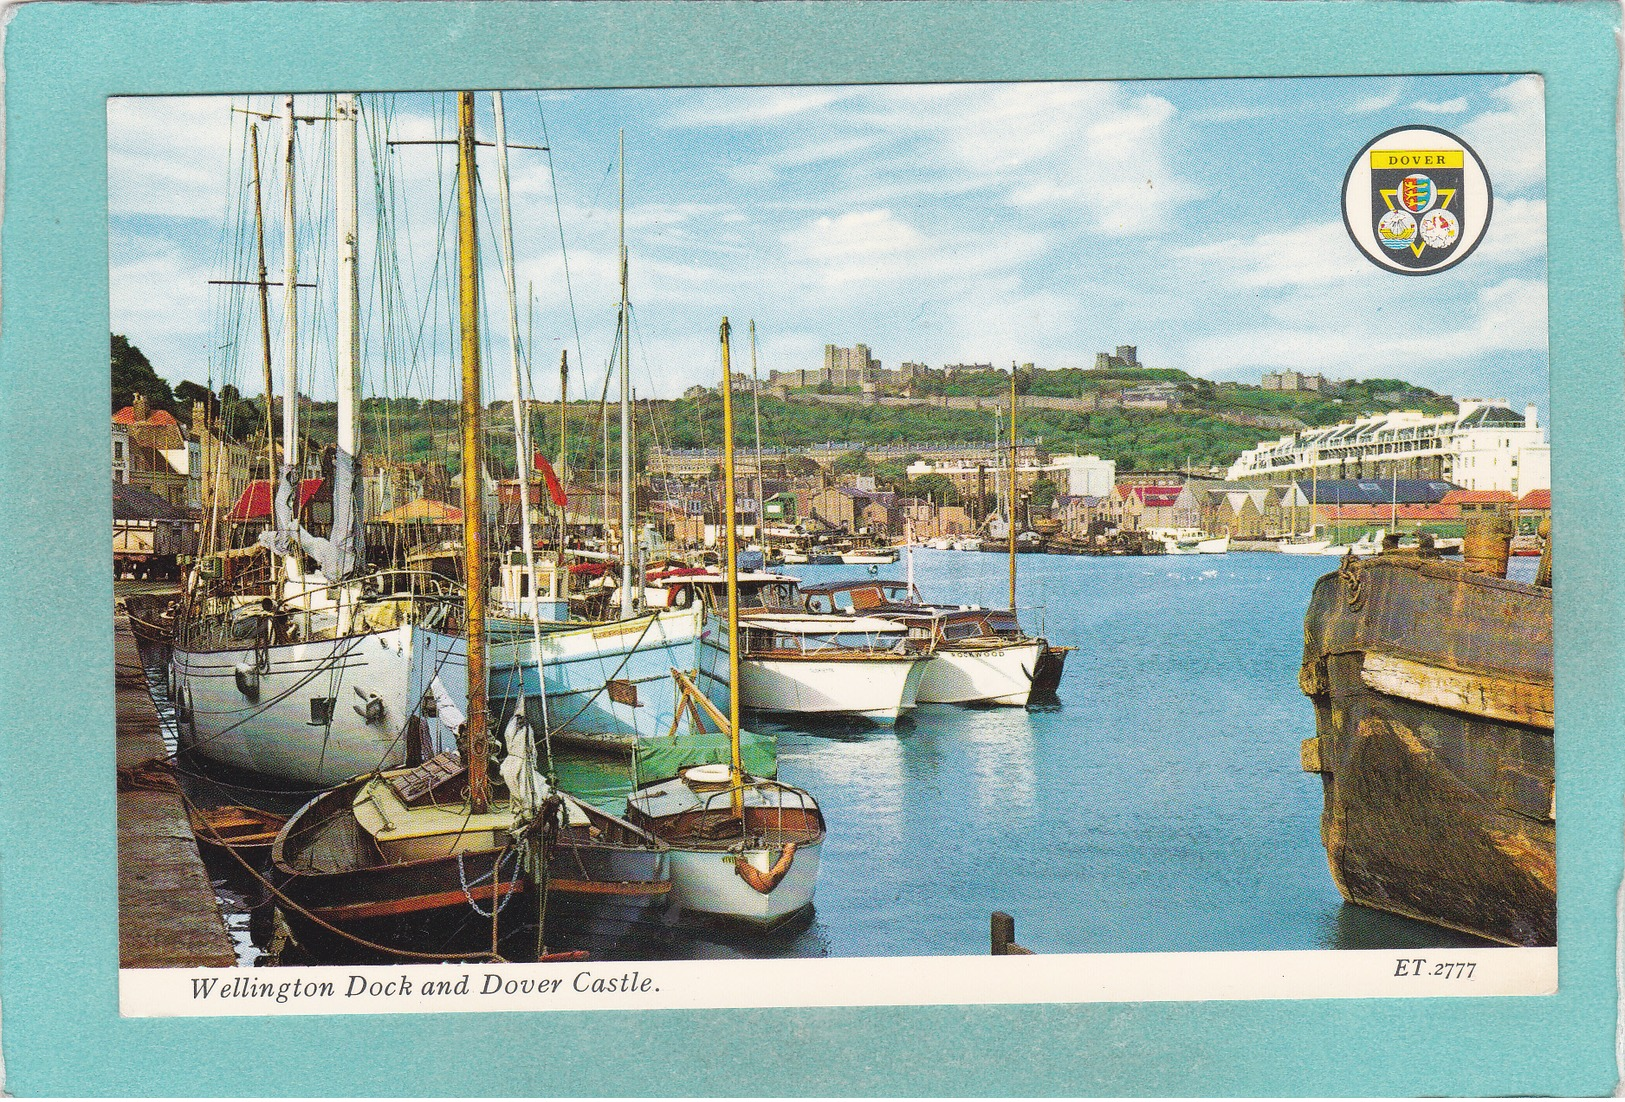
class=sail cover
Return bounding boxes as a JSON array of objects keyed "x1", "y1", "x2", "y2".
[{"x1": 256, "y1": 448, "x2": 365, "y2": 580}]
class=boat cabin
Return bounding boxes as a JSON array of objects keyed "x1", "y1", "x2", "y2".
[
  {"x1": 797, "y1": 578, "x2": 1029, "y2": 648},
  {"x1": 643, "y1": 567, "x2": 802, "y2": 613}
]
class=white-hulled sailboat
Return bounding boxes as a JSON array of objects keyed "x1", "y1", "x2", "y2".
[
  {"x1": 172, "y1": 95, "x2": 432, "y2": 788},
  {"x1": 625, "y1": 318, "x2": 825, "y2": 926},
  {"x1": 271, "y1": 94, "x2": 671, "y2": 963}
]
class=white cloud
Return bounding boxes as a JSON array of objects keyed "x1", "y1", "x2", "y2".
[
  {"x1": 779, "y1": 208, "x2": 1045, "y2": 289},
  {"x1": 1348, "y1": 87, "x2": 1402, "y2": 115},
  {"x1": 1410, "y1": 97, "x2": 1469, "y2": 115},
  {"x1": 1459, "y1": 76, "x2": 1546, "y2": 194},
  {"x1": 109, "y1": 95, "x2": 240, "y2": 221},
  {"x1": 1174, "y1": 222, "x2": 1366, "y2": 290},
  {"x1": 663, "y1": 87, "x2": 851, "y2": 129},
  {"x1": 1468, "y1": 197, "x2": 1547, "y2": 268},
  {"x1": 1176, "y1": 275, "x2": 1547, "y2": 386}
]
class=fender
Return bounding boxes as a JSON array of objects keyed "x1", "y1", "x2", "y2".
[{"x1": 735, "y1": 842, "x2": 797, "y2": 894}]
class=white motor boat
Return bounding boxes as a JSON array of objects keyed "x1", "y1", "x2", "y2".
[
  {"x1": 645, "y1": 567, "x2": 928, "y2": 723},
  {"x1": 798, "y1": 579, "x2": 1054, "y2": 707}
]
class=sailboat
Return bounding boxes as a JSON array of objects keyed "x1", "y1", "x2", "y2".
[
  {"x1": 270, "y1": 94, "x2": 671, "y2": 963},
  {"x1": 1001, "y1": 365, "x2": 1069, "y2": 696},
  {"x1": 625, "y1": 318, "x2": 826, "y2": 926},
  {"x1": 170, "y1": 94, "x2": 436, "y2": 788},
  {"x1": 405, "y1": 120, "x2": 710, "y2": 752}
]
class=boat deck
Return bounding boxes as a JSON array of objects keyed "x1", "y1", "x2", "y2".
[{"x1": 115, "y1": 613, "x2": 237, "y2": 969}]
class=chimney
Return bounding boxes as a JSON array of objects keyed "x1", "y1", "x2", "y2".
[
  {"x1": 132, "y1": 393, "x2": 150, "y2": 422},
  {"x1": 192, "y1": 399, "x2": 207, "y2": 434},
  {"x1": 1525, "y1": 403, "x2": 1538, "y2": 430}
]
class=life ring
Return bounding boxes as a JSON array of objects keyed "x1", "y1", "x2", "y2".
[
  {"x1": 735, "y1": 842, "x2": 797, "y2": 894},
  {"x1": 671, "y1": 585, "x2": 691, "y2": 609}
]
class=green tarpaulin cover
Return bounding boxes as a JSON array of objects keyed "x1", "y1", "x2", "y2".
[{"x1": 634, "y1": 729, "x2": 777, "y2": 781}]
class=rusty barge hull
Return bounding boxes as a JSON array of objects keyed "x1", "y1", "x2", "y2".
[{"x1": 1299, "y1": 555, "x2": 1553, "y2": 947}]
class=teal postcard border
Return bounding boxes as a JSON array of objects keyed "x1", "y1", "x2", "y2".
[{"x1": 2, "y1": 0, "x2": 1620, "y2": 1094}]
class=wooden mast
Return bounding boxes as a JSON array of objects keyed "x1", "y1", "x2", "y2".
[
  {"x1": 618, "y1": 130, "x2": 635, "y2": 619},
  {"x1": 1008, "y1": 363, "x2": 1018, "y2": 611},
  {"x1": 246, "y1": 124, "x2": 278, "y2": 510},
  {"x1": 719, "y1": 318, "x2": 744, "y2": 816},
  {"x1": 456, "y1": 90, "x2": 489, "y2": 813},
  {"x1": 558, "y1": 348, "x2": 569, "y2": 604}
]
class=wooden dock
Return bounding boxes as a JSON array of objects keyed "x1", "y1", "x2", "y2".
[{"x1": 116, "y1": 613, "x2": 237, "y2": 968}]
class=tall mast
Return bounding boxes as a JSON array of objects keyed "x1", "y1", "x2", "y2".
[
  {"x1": 336, "y1": 94, "x2": 360, "y2": 465},
  {"x1": 719, "y1": 318, "x2": 744, "y2": 816},
  {"x1": 749, "y1": 320, "x2": 765, "y2": 545},
  {"x1": 1008, "y1": 363, "x2": 1018, "y2": 611},
  {"x1": 490, "y1": 92, "x2": 540, "y2": 611},
  {"x1": 558, "y1": 349, "x2": 569, "y2": 603},
  {"x1": 618, "y1": 131, "x2": 635, "y2": 618},
  {"x1": 280, "y1": 94, "x2": 299, "y2": 474},
  {"x1": 246, "y1": 124, "x2": 277, "y2": 502},
  {"x1": 456, "y1": 91, "x2": 490, "y2": 814}
]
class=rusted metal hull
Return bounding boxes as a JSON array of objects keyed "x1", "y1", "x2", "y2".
[{"x1": 1299, "y1": 555, "x2": 1553, "y2": 946}]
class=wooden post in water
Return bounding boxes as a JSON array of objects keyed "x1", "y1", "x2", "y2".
[
  {"x1": 991, "y1": 911, "x2": 1033, "y2": 955},
  {"x1": 456, "y1": 90, "x2": 489, "y2": 814}
]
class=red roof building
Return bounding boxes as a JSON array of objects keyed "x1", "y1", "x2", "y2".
[
  {"x1": 1316, "y1": 503, "x2": 1461, "y2": 523},
  {"x1": 1518, "y1": 488, "x2": 1551, "y2": 511},
  {"x1": 1439, "y1": 489, "x2": 1516, "y2": 506},
  {"x1": 1119, "y1": 484, "x2": 1183, "y2": 509}
]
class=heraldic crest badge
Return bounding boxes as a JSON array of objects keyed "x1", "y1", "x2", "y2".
[{"x1": 1342, "y1": 125, "x2": 1492, "y2": 275}]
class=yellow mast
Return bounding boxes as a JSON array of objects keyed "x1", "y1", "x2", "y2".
[
  {"x1": 456, "y1": 90, "x2": 489, "y2": 814},
  {"x1": 719, "y1": 318, "x2": 744, "y2": 816}
]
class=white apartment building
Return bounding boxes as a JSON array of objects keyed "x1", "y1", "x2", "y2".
[
  {"x1": 1051, "y1": 454, "x2": 1117, "y2": 497},
  {"x1": 1226, "y1": 399, "x2": 1550, "y2": 495}
]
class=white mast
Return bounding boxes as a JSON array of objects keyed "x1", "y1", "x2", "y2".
[
  {"x1": 491, "y1": 92, "x2": 541, "y2": 611},
  {"x1": 618, "y1": 130, "x2": 634, "y2": 618},
  {"x1": 335, "y1": 94, "x2": 359, "y2": 463},
  {"x1": 749, "y1": 320, "x2": 765, "y2": 545},
  {"x1": 280, "y1": 94, "x2": 299, "y2": 473}
]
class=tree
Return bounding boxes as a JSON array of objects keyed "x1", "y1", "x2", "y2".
[
  {"x1": 174, "y1": 380, "x2": 217, "y2": 423},
  {"x1": 908, "y1": 472, "x2": 960, "y2": 507},
  {"x1": 110, "y1": 334, "x2": 175, "y2": 415},
  {"x1": 832, "y1": 449, "x2": 871, "y2": 477},
  {"x1": 1029, "y1": 477, "x2": 1059, "y2": 512}
]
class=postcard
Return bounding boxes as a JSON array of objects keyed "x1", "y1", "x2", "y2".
[{"x1": 4, "y1": 1, "x2": 1620, "y2": 1096}]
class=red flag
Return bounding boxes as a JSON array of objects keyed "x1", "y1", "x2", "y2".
[{"x1": 536, "y1": 456, "x2": 568, "y2": 507}]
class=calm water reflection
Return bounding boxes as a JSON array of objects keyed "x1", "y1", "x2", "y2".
[{"x1": 148, "y1": 548, "x2": 1508, "y2": 961}]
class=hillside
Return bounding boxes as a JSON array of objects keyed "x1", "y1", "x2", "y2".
[{"x1": 122, "y1": 329, "x2": 1454, "y2": 476}]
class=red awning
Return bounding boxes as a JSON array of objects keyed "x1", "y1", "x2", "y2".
[{"x1": 229, "y1": 478, "x2": 325, "y2": 521}]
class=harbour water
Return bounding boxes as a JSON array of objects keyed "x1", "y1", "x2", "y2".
[
  {"x1": 145, "y1": 548, "x2": 1517, "y2": 963},
  {"x1": 562, "y1": 548, "x2": 1507, "y2": 958}
]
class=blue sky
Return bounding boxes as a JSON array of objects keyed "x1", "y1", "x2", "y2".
[{"x1": 109, "y1": 74, "x2": 1548, "y2": 413}]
